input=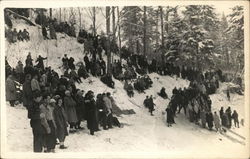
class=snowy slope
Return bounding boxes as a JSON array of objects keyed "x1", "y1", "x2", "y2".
[{"x1": 4, "y1": 18, "x2": 248, "y2": 158}]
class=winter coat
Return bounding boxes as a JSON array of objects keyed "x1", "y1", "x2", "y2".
[
  {"x1": 166, "y1": 107, "x2": 174, "y2": 124},
  {"x1": 75, "y1": 94, "x2": 86, "y2": 120},
  {"x1": 232, "y1": 112, "x2": 239, "y2": 122},
  {"x1": 84, "y1": 97, "x2": 98, "y2": 130},
  {"x1": 53, "y1": 105, "x2": 68, "y2": 141},
  {"x1": 213, "y1": 113, "x2": 221, "y2": 130},
  {"x1": 64, "y1": 95, "x2": 78, "y2": 123},
  {"x1": 16, "y1": 63, "x2": 24, "y2": 74},
  {"x1": 31, "y1": 78, "x2": 41, "y2": 91},
  {"x1": 206, "y1": 112, "x2": 214, "y2": 129},
  {"x1": 200, "y1": 110, "x2": 207, "y2": 127},
  {"x1": 6, "y1": 76, "x2": 17, "y2": 101},
  {"x1": 22, "y1": 80, "x2": 33, "y2": 108},
  {"x1": 49, "y1": 23, "x2": 57, "y2": 39},
  {"x1": 103, "y1": 96, "x2": 112, "y2": 115},
  {"x1": 221, "y1": 113, "x2": 229, "y2": 127},
  {"x1": 148, "y1": 98, "x2": 155, "y2": 110}
]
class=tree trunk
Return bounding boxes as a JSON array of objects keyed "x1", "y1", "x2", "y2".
[
  {"x1": 112, "y1": 6, "x2": 116, "y2": 63},
  {"x1": 49, "y1": 8, "x2": 52, "y2": 19},
  {"x1": 93, "y1": 7, "x2": 96, "y2": 36},
  {"x1": 160, "y1": 6, "x2": 164, "y2": 64},
  {"x1": 160, "y1": 6, "x2": 164, "y2": 47},
  {"x1": 78, "y1": 7, "x2": 82, "y2": 28},
  {"x1": 155, "y1": 7, "x2": 159, "y2": 51},
  {"x1": 143, "y1": 6, "x2": 147, "y2": 57},
  {"x1": 106, "y1": 7, "x2": 112, "y2": 75},
  {"x1": 117, "y1": 7, "x2": 122, "y2": 63},
  {"x1": 59, "y1": 8, "x2": 61, "y2": 22},
  {"x1": 165, "y1": 7, "x2": 169, "y2": 34}
]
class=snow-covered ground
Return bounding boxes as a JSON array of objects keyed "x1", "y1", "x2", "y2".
[{"x1": 3, "y1": 19, "x2": 249, "y2": 158}]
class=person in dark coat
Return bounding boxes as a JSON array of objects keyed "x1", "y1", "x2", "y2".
[
  {"x1": 78, "y1": 64, "x2": 89, "y2": 79},
  {"x1": 49, "y1": 22, "x2": 57, "y2": 39},
  {"x1": 165, "y1": 107, "x2": 174, "y2": 127},
  {"x1": 200, "y1": 109, "x2": 207, "y2": 128},
  {"x1": 232, "y1": 110, "x2": 239, "y2": 128},
  {"x1": 25, "y1": 53, "x2": 33, "y2": 66},
  {"x1": 84, "y1": 91, "x2": 98, "y2": 135},
  {"x1": 64, "y1": 90, "x2": 78, "y2": 133},
  {"x1": 84, "y1": 55, "x2": 90, "y2": 73},
  {"x1": 219, "y1": 107, "x2": 224, "y2": 120},
  {"x1": 42, "y1": 25, "x2": 49, "y2": 40},
  {"x1": 148, "y1": 95, "x2": 155, "y2": 116},
  {"x1": 22, "y1": 29, "x2": 30, "y2": 41},
  {"x1": 226, "y1": 88, "x2": 230, "y2": 101},
  {"x1": 221, "y1": 112, "x2": 229, "y2": 129},
  {"x1": 23, "y1": 74, "x2": 33, "y2": 109},
  {"x1": 75, "y1": 90, "x2": 85, "y2": 129},
  {"x1": 53, "y1": 98, "x2": 68, "y2": 149},
  {"x1": 100, "y1": 74, "x2": 115, "y2": 88},
  {"x1": 206, "y1": 111, "x2": 214, "y2": 130},
  {"x1": 28, "y1": 91, "x2": 47, "y2": 152},
  {"x1": 68, "y1": 57, "x2": 75, "y2": 70},
  {"x1": 158, "y1": 87, "x2": 168, "y2": 99},
  {"x1": 143, "y1": 96, "x2": 149, "y2": 108},
  {"x1": 36, "y1": 55, "x2": 47, "y2": 71},
  {"x1": 226, "y1": 107, "x2": 232, "y2": 128},
  {"x1": 62, "y1": 54, "x2": 69, "y2": 70}
]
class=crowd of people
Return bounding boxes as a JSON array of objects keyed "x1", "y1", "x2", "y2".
[
  {"x1": 5, "y1": 28, "x2": 30, "y2": 43},
  {"x1": 163, "y1": 80, "x2": 240, "y2": 132},
  {"x1": 5, "y1": 52, "x2": 123, "y2": 153}
]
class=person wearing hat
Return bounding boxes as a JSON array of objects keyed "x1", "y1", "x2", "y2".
[
  {"x1": 43, "y1": 98, "x2": 57, "y2": 152},
  {"x1": 53, "y1": 98, "x2": 68, "y2": 149},
  {"x1": 64, "y1": 90, "x2": 77, "y2": 133},
  {"x1": 84, "y1": 90, "x2": 98, "y2": 135},
  {"x1": 28, "y1": 90, "x2": 47, "y2": 152},
  {"x1": 39, "y1": 95, "x2": 55, "y2": 153}
]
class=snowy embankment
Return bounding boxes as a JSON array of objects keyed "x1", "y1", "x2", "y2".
[{"x1": 4, "y1": 19, "x2": 248, "y2": 157}]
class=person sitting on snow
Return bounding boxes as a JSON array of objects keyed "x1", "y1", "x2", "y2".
[{"x1": 158, "y1": 87, "x2": 168, "y2": 99}]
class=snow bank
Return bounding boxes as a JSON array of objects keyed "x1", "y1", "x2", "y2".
[{"x1": 4, "y1": 18, "x2": 248, "y2": 158}]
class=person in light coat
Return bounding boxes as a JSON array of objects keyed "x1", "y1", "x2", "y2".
[
  {"x1": 6, "y1": 75, "x2": 17, "y2": 106},
  {"x1": 213, "y1": 111, "x2": 221, "y2": 132},
  {"x1": 31, "y1": 74, "x2": 41, "y2": 92},
  {"x1": 103, "y1": 93, "x2": 113, "y2": 129}
]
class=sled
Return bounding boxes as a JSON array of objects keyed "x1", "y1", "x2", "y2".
[{"x1": 128, "y1": 99, "x2": 142, "y2": 108}]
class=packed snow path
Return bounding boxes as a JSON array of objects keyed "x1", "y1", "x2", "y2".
[{"x1": 4, "y1": 18, "x2": 248, "y2": 157}]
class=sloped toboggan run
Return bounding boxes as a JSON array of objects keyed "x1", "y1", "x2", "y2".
[{"x1": 5, "y1": 18, "x2": 247, "y2": 156}]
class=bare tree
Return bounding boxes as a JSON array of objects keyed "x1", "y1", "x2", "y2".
[
  {"x1": 106, "y1": 6, "x2": 111, "y2": 75},
  {"x1": 143, "y1": 6, "x2": 147, "y2": 56},
  {"x1": 117, "y1": 7, "x2": 122, "y2": 62}
]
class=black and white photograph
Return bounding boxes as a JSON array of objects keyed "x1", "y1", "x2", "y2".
[{"x1": 0, "y1": 0, "x2": 249, "y2": 158}]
